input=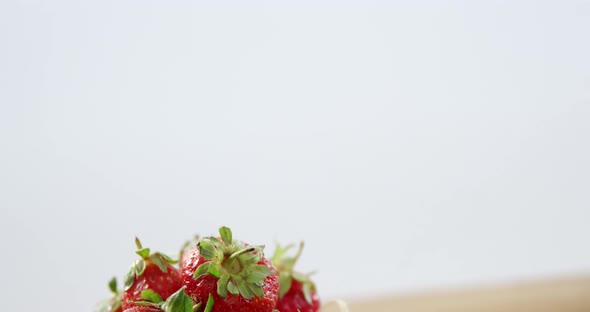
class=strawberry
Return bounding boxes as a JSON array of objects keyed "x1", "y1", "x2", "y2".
[
  {"x1": 95, "y1": 277, "x2": 123, "y2": 312},
  {"x1": 271, "y1": 242, "x2": 321, "y2": 312},
  {"x1": 179, "y1": 235, "x2": 201, "y2": 271},
  {"x1": 121, "y1": 237, "x2": 183, "y2": 311},
  {"x1": 182, "y1": 226, "x2": 280, "y2": 312}
]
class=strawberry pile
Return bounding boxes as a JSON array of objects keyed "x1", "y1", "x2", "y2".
[{"x1": 96, "y1": 226, "x2": 321, "y2": 312}]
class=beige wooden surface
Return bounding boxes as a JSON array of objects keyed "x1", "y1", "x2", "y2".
[{"x1": 347, "y1": 275, "x2": 590, "y2": 312}]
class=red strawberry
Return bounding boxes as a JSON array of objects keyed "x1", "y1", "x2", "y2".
[
  {"x1": 179, "y1": 235, "x2": 201, "y2": 271},
  {"x1": 275, "y1": 279, "x2": 320, "y2": 312},
  {"x1": 271, "y1": 242, "x2": 321, "y2": 312},
  {"x1": 121, "y1": 237, "x2": 183, "y2": 311},
  {"x1": 182, "y1": 226, "x2": 280, "y2": 312},
  {"x1": 95, "y1": 277, "x2": 123, "y2": 312}
]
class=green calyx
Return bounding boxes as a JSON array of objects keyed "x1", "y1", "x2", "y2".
[
  {"x1": 124, "y1": 237, "x2": 179, "y2": 290},
  {"x1": 95, "y1": 277, "x2": 122, "y2": 312},
  {"x1": 193, "y1": 226, "x2": 272, "y2": 300},
  {"x1": 132, "y1": 287, "x2": 213, "y2": 312},
  {"x1": 271, "y1": 242, "x2": 317, "y2": 303}
]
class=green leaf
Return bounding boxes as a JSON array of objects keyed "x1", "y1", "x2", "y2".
[
  {"x1": 239, "y1": 252, "x2": 260, "y2": 264},
  {"x1": 208, "y1": 263, "x2": 221, "y2": 278},
  {"x1": 233, "y1": 240, "x2": 245, "y2": 251},
  {"x1": 271, "y1": 241, "x2": 304, "y2": 273},
  {"x1": 279, "y1": 271, "x2": 292, "y2": 298},
  {"x1": 124, "y1": 265, "x2": 136, "y2": 290},
  {"x1": 246, "y1": 272, "x2": 266, "y2": 284},
  {"x1": 250, "y1": 264, "x2": 272, "y2": 276},
  {"x1": 162, "y1": 287, "x2": 193, "y2": 312},
  {"x1": 281, "y1": 257, "x2": 297, "y2": 270},
  {"x1": 203, "y1": 294, "x2": 214, "y2": 312},
  {"x1": 198, "y1": 240, "x2": 218, "y2": 260},
  {"x1": 237, "y1": 277, "x2": 254, "y2": 299},
  {"x1": 227, "y1": 280, "x2": 239, "y2": 295},
  {"x1": 249, "y1": 283, "x2": 264, "y2": 298},
  {"x1": 160, "y1": 253, "x2": 179, "y2": 264},
  {"x1": 246, "y1": 264, "x2": 272, "y2": 284},
  {"x1": 271, "y1": 243, "x2": 294, "y2": 263},
  {"x1": 141, "y1": 289, "x2": 163, "y2": 303},
  {"x1": 253, "y1": 244, "x2": 266, "y2": 253},
  {"x1": 108, "y1": 277, "x2": 117, "y2": 293},
  {"x1": 217, "y1": 274, "x2": 230, "y2": 298},
  {"x1": 219, "y1": 226, "x2": 232, "y2": 245},
  {"x1": 291, "y1": 271, "x2": 308, "y2": 282},
  {"x1": 302, "y1": 282, "x2": 312, "y2": 304},
  {"x1": 150, "y1": 254, "x2": 168, "y2": 273},
  {"x1": 136, "y1": 247, "x2": 151, "y2": 259},
  {"x1": 208, "y1": 237, "x2": 224, "y2": 249},
  {"x1": 193, "y1": 262, "x2": 211, "y2": 280},
  {"x1": 135, "y1": 259, "x2": 146, "y2": 277}
]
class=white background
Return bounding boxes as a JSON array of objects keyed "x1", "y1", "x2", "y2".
[{"x1": 1, "y1": 1, "x2": 589, "y2": 311}]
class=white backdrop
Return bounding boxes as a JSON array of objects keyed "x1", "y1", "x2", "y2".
[{"x1": 1, "y1": 1, "x2": 589, "y2": 311}]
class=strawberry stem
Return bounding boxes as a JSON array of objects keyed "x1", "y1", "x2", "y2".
[
  {"x1": 229, "y1": 246, "x2": 256, "y2": 261},
  {"x1": 223, "y1": 247, "x2": 255, "y2": 274},
  {"x1": 135, "y1": 237, "x2": 143, "y2": 250}
]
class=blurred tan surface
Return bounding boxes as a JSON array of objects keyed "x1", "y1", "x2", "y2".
[{"x1": 348, "y1": 275, "x2": 590, "y2": 312}]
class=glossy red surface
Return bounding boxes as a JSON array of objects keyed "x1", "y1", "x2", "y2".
[{"x1": 182, "y1": 248, "x2": 280, "y2": 312}]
